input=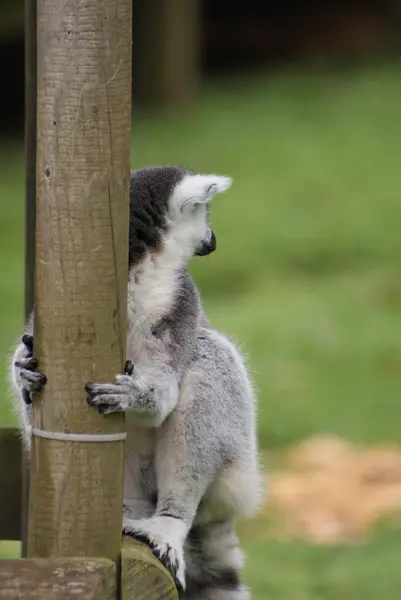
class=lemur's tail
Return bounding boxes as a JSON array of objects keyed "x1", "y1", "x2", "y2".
[{"x1": 183, "y1": 520, "x2": 250, "y2": 600}]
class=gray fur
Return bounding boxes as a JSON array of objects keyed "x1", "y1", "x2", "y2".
[{"x1": 9, "y1": 166, "x2": 261, "y2": 599}]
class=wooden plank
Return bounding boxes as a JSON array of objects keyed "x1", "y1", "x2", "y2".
[
  {"x1": 27, "y1": 0, "x2": 132, "y2": 559},
  {"x1": 0, "y1": 558, "x2": 116, "y2": 599},
  {"x1": 0, "y1": 428, "x2": 22, "y2": 541},
  {"x1": 121, "y1": 537, "x2": 178, "y2": 600}
]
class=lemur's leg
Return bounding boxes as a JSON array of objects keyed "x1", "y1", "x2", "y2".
[
  {"x1": 183, "y1": 521, "x2": 250, "y2": 600},
  {"x1": 123, "y1": 426, "x2": 158, "y2": 521},
  {"x1": 123, "y1": 392, "x2": 220, "y2": 594},
  {"x1": 123, "y1": 500, "x2": 154, "y2": 522}
]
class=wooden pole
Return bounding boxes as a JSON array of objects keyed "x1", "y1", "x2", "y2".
[
  {"x1": 22, "y1": 0, "x2": 37, "y2": 559},
  {"x1": 28, "y1": 0, "x2": 132, "y2": 560}
]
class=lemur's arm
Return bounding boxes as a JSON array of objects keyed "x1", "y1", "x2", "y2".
[{"x1": 86, "y1": 274, "x2": 199, "y2": 427}]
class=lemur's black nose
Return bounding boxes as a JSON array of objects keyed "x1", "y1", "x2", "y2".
[{"x1": 194, "y1": 229, "x2": 216, "y2": 257}]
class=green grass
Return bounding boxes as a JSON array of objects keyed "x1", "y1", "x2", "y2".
[
  {"x1": 1, "y1": 60, "x2": 401, "y2": 597},
  {"x1": 242, "y1": 525, "x2": 401, "y2": 600}
]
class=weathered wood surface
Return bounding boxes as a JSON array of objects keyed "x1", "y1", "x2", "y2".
[
  {"x1": 121, "y1": 537, "x2": 179, "y2": 600},
  {"x1": 0, "y1": 428, "x2": 22, "y2": 541},
  {"x1": 28, "y1": 0, "x2": 132, "y2": 559},
  {"x1": 0, "y1": 558, "x2": 116, "y2": 599}
]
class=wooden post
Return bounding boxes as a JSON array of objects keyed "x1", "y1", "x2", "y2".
[{"x1": 27, "y1": 0, "x2": 132, "y2": 560}]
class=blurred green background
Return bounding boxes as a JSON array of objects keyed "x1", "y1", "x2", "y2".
[{"x1": 1, "y1": 2, "x2": 401, "y2": 598}]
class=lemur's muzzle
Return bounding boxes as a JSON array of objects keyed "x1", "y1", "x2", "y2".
[{"x1": 194, "y1": 228, "x2": 216, "y2": 256}]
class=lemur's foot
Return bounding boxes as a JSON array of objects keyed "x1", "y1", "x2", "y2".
[
  {"x1": 123, "y1": 516, "x2": 186, "y2": 594},
  {"x1": 14, "y1": 334, "x2": 47, "y2": 404}
]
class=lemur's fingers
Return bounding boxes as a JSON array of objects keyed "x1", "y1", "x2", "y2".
[
  {"x1": 15, "y1": 357, "x2": 38, "y2": 371},
  {"x1": 86, "y1": 375, "x2": 142, "y2": 397},
  {"x1": 85, "y1": 381, "x2": 132, "y2": 415},
  {"x1": 86, "y1": 394, "x2": 121, "y2": 414},
  {"x1": 85, "y1": 382, "x2": 128, "y2": 397},
  {"x1": 22, "y1": 334, "x2": 34, "y2": 354},
  {"x1": 96, "y1": 403, "x2": 124, "y2": 416},
  {"x1": 85, "y1": 383, "x2": 130, "y2": 415},
  {"x1": 20, "y1": 369, "x2": 47, "y2": 393},
  {"x1": 86, "y1": 374, "x2": 148, "y2": 416},
  {"x1": 14, "y1": 333, "x2": 47, "y2": 402}
]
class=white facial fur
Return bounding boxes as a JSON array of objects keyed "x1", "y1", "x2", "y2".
[
  {"x1": 127, "y1": 173, "x2": 233, "y2": 328},
  {"x1": 167, "y1": 174, "x2": 233, "y2": 261}
]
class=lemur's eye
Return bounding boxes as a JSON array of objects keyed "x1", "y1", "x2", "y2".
[{"x1": 188, "y1": 203, "x2": 202, "y2": 215}]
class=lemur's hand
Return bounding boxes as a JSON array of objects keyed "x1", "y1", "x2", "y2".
[
  {"x1": 85, "y1": 360, "x2": 154, "y2": 416},
  {"x1": 13, "y1": 334, "x2": 47, "y2": 404}
]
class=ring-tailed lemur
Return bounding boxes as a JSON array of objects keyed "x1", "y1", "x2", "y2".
[{"x1": 10, "y1": 166, "x2": 261, "y2": 599}]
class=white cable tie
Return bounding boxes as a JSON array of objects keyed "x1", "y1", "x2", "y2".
[{"x1": 29, "y1": 426, "x2": 126, "y2": 442}]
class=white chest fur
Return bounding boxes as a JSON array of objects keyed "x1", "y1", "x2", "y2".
[
  {"x1": 123, "y1": 252, "x2": 180, "y2": 505},
  {"x1": 126, "y1": 248, "x2": 180, "y2": 364}
]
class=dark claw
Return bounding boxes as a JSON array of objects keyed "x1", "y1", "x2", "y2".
[
  {"x1": 22, "y1": 389, "x2": 32, "y2": 405},
  {"x1": 85, "y1": 383, "x2": 94, "y2": 394},
  {"x1": 22, "y1": 334, "x2": 34, "y2": 353},
  {"x1": 37, "y1": 373, "x2": 47, "y2": 387},
  {"x1": 124, "y1": 360, "x2": 134, "y2": 375},
  {"x1": 86, "y1": 398, "x2": 117, "y2": 416}
]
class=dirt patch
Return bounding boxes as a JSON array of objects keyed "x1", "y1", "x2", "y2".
[{"x1": 263, "y1": 435, "x2": 401, "y2": 544}]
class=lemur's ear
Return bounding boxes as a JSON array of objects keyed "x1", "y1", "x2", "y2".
[{"x1": 172, "y1": 174, "x2": 233, "y2": 214}]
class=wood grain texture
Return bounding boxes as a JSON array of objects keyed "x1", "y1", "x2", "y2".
[
  {"x1": 28, "y1": 0, "x2": 132, "y2": 560},
  {"x1": 0, "y1": 558, "x2": 116, "y2": 599},
  {"x1": 0, "y1": 428, "x2": 22, "y2": 541},
  {"x1": 121, "y1": 537, "x2": 178, "y2": 600}
]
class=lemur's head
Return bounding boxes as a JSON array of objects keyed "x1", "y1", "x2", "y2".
[{"x1": 129, "y1": 166, "x2": 232, "y2": 268}]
